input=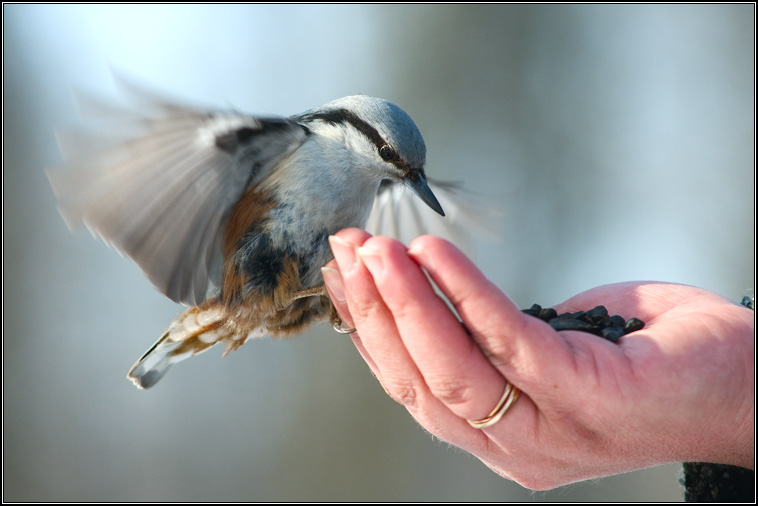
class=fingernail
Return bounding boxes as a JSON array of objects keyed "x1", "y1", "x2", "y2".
[
  {"x1": 329, "y1": 235, "x2": 357, "y2": 272},
  {"x1": 356, "y1": 246, "x2": 384, "y2": 275},
  {"x1": 407, "y1": 243, "x2": 424, "y2": 257},
  {"x1": 408, "y1": 241, "x2": 432, "y2": 270},
  {"x1": 321, "y1": 267, "x2": 345, "y2": 303}
]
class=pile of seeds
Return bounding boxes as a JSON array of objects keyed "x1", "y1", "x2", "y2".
[{"x1": 522, "y1": 304, "x2": 645, "y2": 343}]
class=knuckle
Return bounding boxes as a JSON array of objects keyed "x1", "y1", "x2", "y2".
[
  {"x1": 382, "y1": 379, "x2": 420, "y2": 409},
  {"x1": 383, "y1": 298, "x2": 415, "y2": 320},
  {"x1": 428, "y1": 378, "x2": 472, "y2": 407},
  {"x1": 346, "y1": 287, "x2": 386, "y2": 322}
]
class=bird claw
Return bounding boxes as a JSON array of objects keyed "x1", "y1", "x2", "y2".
[{"x1": 329, "y1": 302, "x2": 356, "y2": 334}]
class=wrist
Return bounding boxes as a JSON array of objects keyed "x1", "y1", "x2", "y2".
[{"x1": 703, "y1": 303, "x2": 754, "y2": 469}]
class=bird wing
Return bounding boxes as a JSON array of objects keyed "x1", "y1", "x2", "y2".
[
  {"x1": 47, "y1": 79, "x2": 307, "y2": 306},
  {"x1": 366, "y1": 180, "x2": 503, "y2": 257}
]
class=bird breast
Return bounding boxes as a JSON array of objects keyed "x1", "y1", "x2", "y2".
[{"x1": 221, "y1": 137, "x2": 382, "y2": 307}]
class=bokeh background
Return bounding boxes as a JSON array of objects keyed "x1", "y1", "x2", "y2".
[{"x1": 3, "y1": 4, "x2": 754, "y2": 501}]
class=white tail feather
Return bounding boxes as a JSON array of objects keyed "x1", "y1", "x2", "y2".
[
  {"x1": 127, "y1": 335, "x2": 189, "y2": 389},
  {"x1": 127, "y1": 304, "x2": 259, "y2": 389}
]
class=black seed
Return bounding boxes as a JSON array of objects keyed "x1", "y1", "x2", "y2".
[
  {"x1": 571, "y1": 310, "x2": 589, "y2": 321},
  {"x1": 610, "y1": 315, "x2": 626, "y2": 328},
  {"x1": 537, "y1": 307, "x2": 558, "y2": 322},
  {"x1": 587, "y1": 305, "x2": 609, "y2": 323},
  {"x1": 522, "y1": 304, "x2": 542, "y2": 317},
  {"x1": 601, "y1": 327, "x2": 625, "y2": 342},
  {"x1": 548, "y1": 317, "x2": 601, "y2": 335},
  {"x1": 522, "y1": 304, "x2": 557, "y2": 322},
  {"x1": 624, "y1": 318, "x2": 645, "y2": 334},
  {"x1": 522, "y1": 302, "x2": 645, "y2": 344},
  {"x1": 740, "y1": 296, "x2": 754, "y2": 310}
]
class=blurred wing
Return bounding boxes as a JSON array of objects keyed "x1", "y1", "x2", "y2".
[
  {"x1": 366, "y1": 180, "x2": 503, "y2": 257},
  {"x1": 47, "y1": 80, "x2": 307, "y2": 306}
]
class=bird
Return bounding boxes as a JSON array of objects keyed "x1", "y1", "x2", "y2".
[{"x1": 47, "y1": 79, "x2": 492, "y2": 389}]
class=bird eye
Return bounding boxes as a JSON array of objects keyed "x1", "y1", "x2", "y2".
[{"x1": 379, "y1": 145, "x2": 396, "y2": 161}]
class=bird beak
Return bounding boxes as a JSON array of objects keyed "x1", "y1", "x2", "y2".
[{"x1": 407, "y1": 171, "x2": 445, "y2": 217}]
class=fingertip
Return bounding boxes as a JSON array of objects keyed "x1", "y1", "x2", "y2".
[
  {"x1": 331, "y1": 227, "x2": 373, "y2": 246},
  {"x1": 408, "y1": 235, "x2": 470, "y2": 276},
  {"x1": 408, "y1": 234, "x2": 446, "y2": 256},
  {"x1": 360, "y1": 234, "x2": 406, "y2": 251}
]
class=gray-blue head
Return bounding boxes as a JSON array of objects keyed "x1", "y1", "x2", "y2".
[{"x1": 297, "y1": 95, "x2": 443, "y2": 216}]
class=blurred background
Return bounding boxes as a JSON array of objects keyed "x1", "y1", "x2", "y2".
[{"x1": 3, "y1": 4, "x2": 754, "y2": 501}]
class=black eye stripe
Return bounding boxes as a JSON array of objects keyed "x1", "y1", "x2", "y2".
[
  {"x1": 298, "y1": 109, "x2": 384, "y2": 149},
  {"x1": 297, "y1": 108, "x2": 411, "y2": 171}
]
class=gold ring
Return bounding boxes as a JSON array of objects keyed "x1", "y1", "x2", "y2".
[{"x1": 466, "y1": 381, "x2": 520, "y2": 429}]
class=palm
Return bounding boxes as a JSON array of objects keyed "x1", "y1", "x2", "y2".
[{"x1": 476, "y1": 282, "x2": 754, "y2": 487}]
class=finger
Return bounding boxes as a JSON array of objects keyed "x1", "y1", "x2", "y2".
[
  {"x1": 407, "y1": 235, "x2": 574, "y2": 393},
  {"x1": 322, "y1": 228, "x2": 372, "y2": 334},
  {"x1": 321, "y1": 261, "x2": 380, "y2": 376},
  {"x1": 328, "y1": 230, "x2": 427, "y2": 405},
  {"x1": 327, "y1": 233, "x2": 500, "y2": 449},
  {"x1": 355, "y1": 235, "x2": 517, "y2": 423},
  {"x1": 322, "y1": 228, "x2": 376, "y2": 373},
  {"x1": 331, "y1": 238, "x2": 522, "y2": 452},
  {"x1": 321, "y1": 264, "x2": 354, "y2": 330}
]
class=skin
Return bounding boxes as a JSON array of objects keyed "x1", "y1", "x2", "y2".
[{"x1": 321, "y1": 228, "x2": 754, "y2": 490}]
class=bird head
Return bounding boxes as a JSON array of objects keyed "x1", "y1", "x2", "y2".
[{"x1": 297, "y1": 95, "x2": 444, "y2": 216}]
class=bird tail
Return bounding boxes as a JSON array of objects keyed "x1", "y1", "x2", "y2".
[{"x1": 127, "y1": 303, "x2": 260, "y2": 389}]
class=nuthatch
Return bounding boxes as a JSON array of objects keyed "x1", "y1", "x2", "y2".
[{"x1": 48, "y1": 80, "x2": 476, "y2": 388}]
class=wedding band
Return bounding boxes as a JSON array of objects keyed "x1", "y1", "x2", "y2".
[
  {"x1": 466, "y1": 381, "x2": 520, "y2": 429},
  {"x1": 332, "y1": 321, "x2": 357, "y2": 334}
]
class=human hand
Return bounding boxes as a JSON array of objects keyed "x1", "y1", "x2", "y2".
[{"x1": 321, "y1": 229, "x2": 754, "y2": 490}]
